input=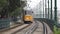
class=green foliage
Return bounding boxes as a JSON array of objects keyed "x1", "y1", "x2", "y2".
[
  {"x1": 54, "y1": 26, "x2": 60, "y2": 34},
  {"x1": 0, "y1": 0, "x2": 7, "y2": 7},
  {"x1": 20, "y1": 1, "x2": 26, "y2": 7},
  {"x1": 0, "y1": 0, "x2": 7, "y2": 13},
  {"x1": 0, "y1": 0, "x2": 26, "y2": 18},
  {"x1": 0, "y1": 0, "x2": 5, "y2": 10},
  {"x1": 10, "y1": 8, "x2": 23, "y2": 16}
]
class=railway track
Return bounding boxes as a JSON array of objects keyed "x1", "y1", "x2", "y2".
[
  {"x1": 32, "y1": 20, "x2": 48, "y2": 34},
  {"x1": 0, "y1": 21, "x2": 37, "y2": 34},
  {"x1": 12, "y1": 21, "x2": 38, "y2": 34},
  {"x1": 0, "y1": 24, "x2": 30, "y2": 34},
  {"x1": 0, "y1": 20, "x2": 49, "y2": 34},
  {"x1": 24, "y1": 21, "x2": 38, "y2": 34},
  {"x1": 15, "y1": 20, "x2": 47, "y2": 34}
]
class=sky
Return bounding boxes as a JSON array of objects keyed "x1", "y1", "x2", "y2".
[
  {"x1": 24, "y1": 0, "x2": 60, "y2": 10},
  {"x1": 26, "y1": 0, "x2": 41, "y2": 10},
  {"x1": 57, "y1": 0, "x2": 60, "y2": 10}
]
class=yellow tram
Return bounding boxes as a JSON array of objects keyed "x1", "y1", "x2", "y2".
[{"x1": 23, "y1": 10, "x2": 33, "y2": 24}]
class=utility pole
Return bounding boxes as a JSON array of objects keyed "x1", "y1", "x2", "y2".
[
  {"x1": 51, "y1": 0, "x2": 52, "y2": 19},
  {"x1": 45, "y1": 0, "x2": 47, "y2": 18},
  {"x1": 54, "y1": 0, "x2": 57, "y2": 22},
  {"x1": 43, "y1": 0, "x2": 44, "y2": 18},
  {"x1": 48, "y1": 0, "x2": 49, "y2": 19}
]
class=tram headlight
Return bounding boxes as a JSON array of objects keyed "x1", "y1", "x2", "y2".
[{"x1": 26, "y1": 17, "x2": 30, "y2": 20}]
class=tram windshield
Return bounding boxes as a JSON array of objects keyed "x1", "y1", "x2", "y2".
[{"x1": 25, "y1": 10, "x2": 33, "y2": 15}]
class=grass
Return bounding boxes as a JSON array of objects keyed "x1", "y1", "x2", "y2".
[{"x1": 54, "y1": 26, "x2": 60, "y2": 34}]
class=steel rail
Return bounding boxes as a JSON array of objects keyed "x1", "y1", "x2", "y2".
[{"x1": 42, "y1": 22, "x2": 48, "y2": 34}]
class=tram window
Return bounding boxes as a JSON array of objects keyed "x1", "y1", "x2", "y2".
[{"x1": 24, "y1": 10, "x2": 33, "y2": 15}]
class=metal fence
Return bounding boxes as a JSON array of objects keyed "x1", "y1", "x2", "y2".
[{"x1": 0, "y1": 18, "x2": 10, "y2": 29}]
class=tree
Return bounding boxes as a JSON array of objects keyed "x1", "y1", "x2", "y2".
[{"x1": 0, "y1": 0, "x2": 26, "y2": 18}]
